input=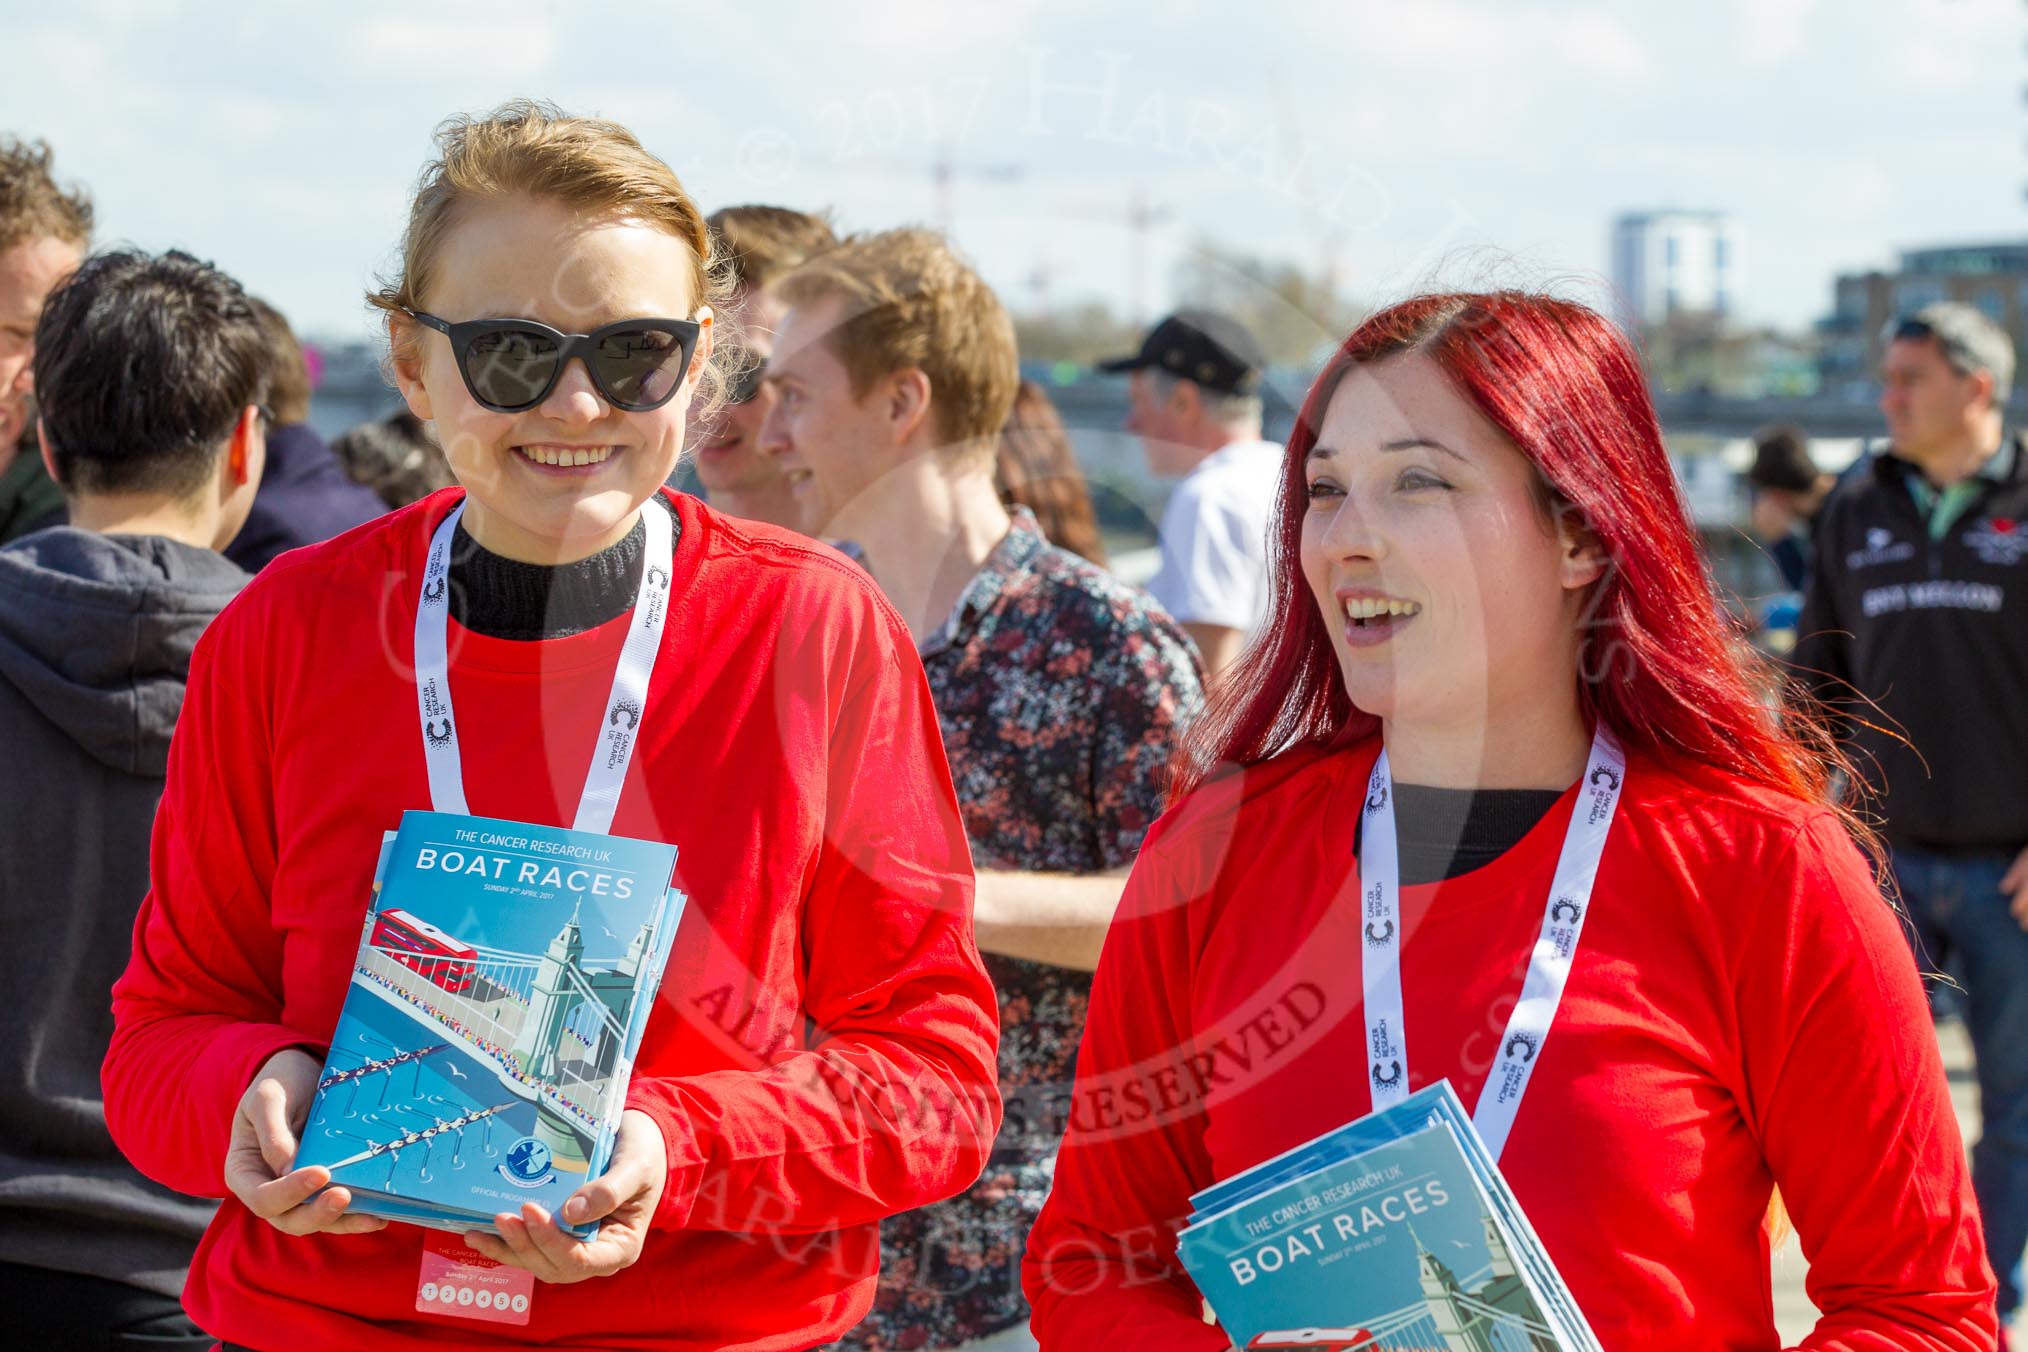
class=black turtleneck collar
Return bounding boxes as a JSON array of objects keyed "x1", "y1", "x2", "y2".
[
  {"x1": 447, "y1": 497, "x2": 679, "y2": 641},
  {"x1": 1360, "y1": 784, "x2": 1565, "y2": 886}
]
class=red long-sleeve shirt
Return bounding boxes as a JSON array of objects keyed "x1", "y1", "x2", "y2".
[
  {"x1": 1023, "y1": 739, "x2": 1997, "y2": 1350},
  {"x1": 104, "y1": 489, "x2": 1001, "y2": 1351}
]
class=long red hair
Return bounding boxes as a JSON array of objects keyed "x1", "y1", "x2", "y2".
[{"x1": 1174, "y1": 292, "x2": 1847, "y2": 814}]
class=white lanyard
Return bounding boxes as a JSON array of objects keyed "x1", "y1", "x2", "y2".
[
  {"x1": 413, "y1": 499, "x2": 674, "y2": 834},
  {"x1": 1359, "y1": 728, "x2": 1625, "y2": 1160}
]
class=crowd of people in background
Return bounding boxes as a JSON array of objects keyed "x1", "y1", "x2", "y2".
[{"x1": 0, "y1": 100, "x2": 2023, "y2": 1352}]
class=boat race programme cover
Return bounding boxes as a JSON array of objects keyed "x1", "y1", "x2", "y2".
[{"x1": 295, "y1": 810, "x2": 684, "y2": 1239}]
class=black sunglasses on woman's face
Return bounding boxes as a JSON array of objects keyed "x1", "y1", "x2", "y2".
[{"x1": 404, "y1": 309, "x2": 704, "y2": 414}]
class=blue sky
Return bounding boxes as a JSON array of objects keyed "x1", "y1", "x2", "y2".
[{"x1": 4, "y1": 0, "x2": 2021, "y2": 343}]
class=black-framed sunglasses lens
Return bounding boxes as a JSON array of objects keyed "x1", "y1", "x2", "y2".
[
  {"x1": 596, "y1": 327, "x2": 690, "y2": 406},
  {"x1": 466, "y1": 328, "x2": 561, "y2": 409},
  {"x1": 466, "y1": 325, "x2": 690, "y2": 410},
  {"x1": 413, "y1": 312, "x2": 699, "y2": 412}
]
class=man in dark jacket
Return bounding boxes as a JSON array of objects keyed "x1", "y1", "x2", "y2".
[
  {"x1": 1794, "y1": 300, "x2": 2028, "y2": 1325},
  {"x1": 0, "y1": 248, "x2": 266, "y2": 1347},
  {"x1": 222, "y1": 297, "x2": 385, "y2": 571}
]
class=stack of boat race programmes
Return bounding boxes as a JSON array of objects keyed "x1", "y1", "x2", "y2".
[
  {"x1": 1177, "y1": 1083, "x2": 1600, "y2": 1351},
  {"x1": 295, "y1": 810, "x2": 685, "y2": 1239}
]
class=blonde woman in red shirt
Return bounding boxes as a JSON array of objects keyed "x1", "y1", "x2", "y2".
[
  {"x1": 102, "y1": 102, "x2": 1000, "y2": 1351},
  {"x1": 1023, "y1": 293, "x2": 1997, "y2": 1349}
]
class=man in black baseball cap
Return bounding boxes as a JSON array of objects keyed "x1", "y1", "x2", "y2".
[
  {"x1": 1097, "y1": 308, "x2": 1267, "y2": 397},
  {"x1": 1099, "y1": 309, "x2": 1281, "y2": 676}
]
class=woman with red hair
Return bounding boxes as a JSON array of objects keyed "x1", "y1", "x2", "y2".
[{"x1": 1022, "y1": 293, "x2": 1996, "y2": 1348}]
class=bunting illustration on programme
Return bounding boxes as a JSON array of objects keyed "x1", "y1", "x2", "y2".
[
  {"x1": 295, "y1": 810, "x2": 685, "y2": 1235},
  {"x1": 1180, "y1": 1116, "x2": 1570, "y2": 1352}
]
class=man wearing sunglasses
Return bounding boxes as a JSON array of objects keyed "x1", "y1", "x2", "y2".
[
  {"x1": 688, "y1": 205, "x2": 836, "y2": 529},
  {"x1": 1796, "y1": 301, "x2": 2028, "y2": 1329}
]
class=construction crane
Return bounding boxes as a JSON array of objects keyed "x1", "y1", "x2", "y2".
[
  {"x1": 1125, "y1": 183, "x2": 1176, "y2": 325},
  {"x1": 928, "y1": 153, "x2": 1025, "y2": 236},
  {"x1": 1039, "y1": 182, "x2": 1175, "y2": 324},
  {"x1": 834, "y1": 149, "x2": 1025, "y2": 237}
]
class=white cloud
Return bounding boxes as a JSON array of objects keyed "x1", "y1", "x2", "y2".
[
  {"x1": 340, "y1": 9, "x2": 558, "y2": 82},
  {"x1": 1565, "y1": 13, "x2": 1653, "y2": 84},
  {"x1": 1901, "y1": 0, "x2": 2023, "y2": 91},
  {"x1": 1729, "y1": 0, "x2": 1820, "y2": 68},
  {"x1": 14, "y1": 22, "x2": 114, "y2": 87},
  {"x1": 196, "y1": 94, "x2": 302, "y2": 151}
]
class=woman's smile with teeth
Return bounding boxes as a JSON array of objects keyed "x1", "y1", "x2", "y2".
[
  {"x1": 1343, "y1": 597, "x2": 1421, "y2": 623},
  {"x1": 517, "y1": 445, "x2": 615, "y2": 467}
]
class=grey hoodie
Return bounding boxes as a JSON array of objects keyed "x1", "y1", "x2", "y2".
[{"x1": 0, "y1": 528, "x2": 246, "y2": 1295}]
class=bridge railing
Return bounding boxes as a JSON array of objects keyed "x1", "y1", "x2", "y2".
[
  {"x1": 1327, "y1": 1297, "x2": 1553, "y2": 1352},
  {"x1": 356, "y1": 945, "x2": 622, "y2": 1136},
  {"x1": 359, "y1": 948, "x2": 532, "y2": 1072}
]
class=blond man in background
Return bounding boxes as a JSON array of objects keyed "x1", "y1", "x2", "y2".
[
  {"x1": 689, "y1": 204, "x2": 836, "y2": 528},
  {"x1": 763, "y1": 228, "x2": 1201, "y2": 1350},
  {"x1": 0, "y1": 136, "x2": 91, "y2": 543}
]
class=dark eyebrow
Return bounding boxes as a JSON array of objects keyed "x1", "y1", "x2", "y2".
[
  {"x1": 1380, "y1": 436, "x2": 1468, "y2": 462},
  {"x1": 1307, "y1": 438, "x2": 1468, "y2": 463}
]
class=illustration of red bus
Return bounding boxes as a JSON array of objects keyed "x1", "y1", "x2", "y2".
[
  {"x1": 1247, "y1": 1330, "x2": 1378, "y2": 1351},
  {"x1": 371, "y1": 908, "x2": 476, "y2": 994}
]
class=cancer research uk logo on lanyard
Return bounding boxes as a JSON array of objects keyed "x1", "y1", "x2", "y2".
[
  {"x1": 407, "y1": 498, "x2": 673, "y2": 1322},
  {"x1": 1359, "y1": 729, "x2": 1626, "y2": 1162},
  {"x1": 413, "y1": 499, "x2": 674, "y2": 834}
]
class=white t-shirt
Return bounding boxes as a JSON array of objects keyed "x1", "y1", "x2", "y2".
[{"x1": 1145, "y1": 438, "x2": 1284, "y2": 633}]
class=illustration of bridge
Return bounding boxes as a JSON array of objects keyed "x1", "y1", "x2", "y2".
[
  {"x1": 1320, "y1": 1298, "x2": 1553, "y2": 1352},
  {"x1": 1253, "y1": 1296, "x2": 1551, "y2": 1352},
  {"x1": 1242, "y1": 1222, "x2": 1558, "y2": 1352},
  {"x1": 353, "y1": 902, "x2": 659, "y2": 1168}
]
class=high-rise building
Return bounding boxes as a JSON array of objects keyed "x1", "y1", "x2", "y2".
[{"x1": 1611, "y1": 211, "x2": 1742, "y2": 330}]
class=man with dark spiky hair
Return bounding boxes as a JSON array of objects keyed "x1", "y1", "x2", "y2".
[
  {"x1": 0, "y1": 247, "x2": 267, "y2": 1348},
  {"x1": 0, "y1": 135, "x2": 92, "y2": 542}
]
